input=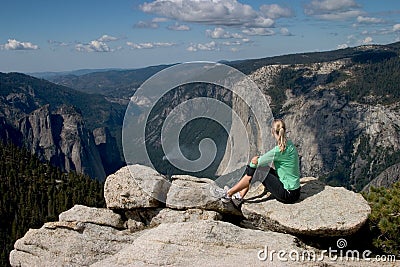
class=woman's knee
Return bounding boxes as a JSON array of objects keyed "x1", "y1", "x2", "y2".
[{"x1": 242, "y1": 174, "x2": 252, "y2": 184}]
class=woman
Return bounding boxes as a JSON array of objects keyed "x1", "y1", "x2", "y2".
[{"x1": 221, "y1": 119, "x2": 301, "y2": 204}]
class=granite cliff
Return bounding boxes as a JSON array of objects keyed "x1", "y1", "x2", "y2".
[{"x1": 0, "y1": 72, "x2": 125, "y2": 180}]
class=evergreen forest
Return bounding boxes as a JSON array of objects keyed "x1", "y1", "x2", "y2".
[{"x1": 0, "y1": 141, "x2": 105, "y2": 266}]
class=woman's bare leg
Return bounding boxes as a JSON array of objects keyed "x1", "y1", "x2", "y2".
[
  {"x1": 239, "y1": 186, "x2": 249, "y2": 198},
  {"x1": 227, "y1": 174, "x2": 252, "y2": 197}
]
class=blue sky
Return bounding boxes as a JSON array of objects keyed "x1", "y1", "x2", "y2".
[{"x1": 1, "y1": 0, "x2": 400, "y2": 73}]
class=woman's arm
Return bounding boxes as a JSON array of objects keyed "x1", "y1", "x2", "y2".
[{"x1": 249, "y1": 148, "x2": 276, "y2": 168}]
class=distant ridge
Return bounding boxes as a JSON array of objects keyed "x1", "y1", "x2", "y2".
[
  {"x1": 27, "y1": 68, "x2": 130, "y2": 79},
  {"x1": 228, "y1": 41, "x2": 400, "y2": 74},
  {"x1": 29, "y1": 41, "x2": 400, "y2": 79}
]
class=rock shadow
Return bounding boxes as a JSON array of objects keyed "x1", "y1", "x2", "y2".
[{"x1": 243, "y1": 178, "x2": 325, "y2": 204}]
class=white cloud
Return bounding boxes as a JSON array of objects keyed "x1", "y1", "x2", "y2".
[
  {"x1": 48, "y1": 40, "x2": 69, "y2": 47},
  {"x1": 126, "y1": 41, "x2": 176, "y2": 49},
  {"x1": 97, "y1": 34, "x2": 119, "y2": 42},
  {"x1": 75, "y1": 40, "x2": 113, "y2": 52},
  {"x1": 314, "y1": 10, "x2": 363, "y2": 20},
  {"x1": 337, "y1": 43, "x2": 349, "y2": 49},
  {"x1": 152, "y1": 17, "x2": 169, "y2": 22},
  {"x1": 168, "y1": 22, "x2": 191, "y2": 31},
  {"x1": 306, "y1": 0, "x2": 359, "y2": 13},
  {"x1": 187, "y1": 41, "x2": 218, "y2": 52},
  {"x1": 362, "y1": 36, "x2": 373, "y2": 44},
  {"x1": 260, "y1": 4, "x2": 294, "y2": 19},
  {"x1": 1, "y1": 39, "x2": 39, "y2": 50},
  {"x1": 248, "y1": 17, "x2": 274, "y2": 28},
  {"x1": 356, "y1": 16, "x2": 384, "y2": 24},
  {"x1": 206, "y1": 27, "x2": 243, "y2": 39},
  {"x1": 280, "y1": 27, "x2": 293, "y2": 36},
  {"x1": 242, "y1": 28, "x2": 275, "y2": 36},
  {"x1": 222, "y1": 40, "x2": 241, "y2": 46},
  {"x1": 221, "y1": 38, "x2": 251, "y2": 47},
  {"x1": 140, "y1": 0, "x2": 274, "y2": 28},
  {"x1": 134, "y1": 20, "x2": 159, "y2": 28},
  {"x1": 393, "y1": 24, "x2": 400, "y2": 32},
  {"x1": 305, "y1": 0, "x2": 362, "y2": 20}
]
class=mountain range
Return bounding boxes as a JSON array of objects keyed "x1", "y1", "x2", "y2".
[{"x1": 1, "y1": 42, "x2": 400, "y2": 190}]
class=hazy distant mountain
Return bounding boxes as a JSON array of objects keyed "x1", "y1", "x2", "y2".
[
  {"x1": 46, "y1": 65, "x2": 172, "y2": 99},
  {"x1": 28, "y1": 68, "x2": 127, "y2": 79}
]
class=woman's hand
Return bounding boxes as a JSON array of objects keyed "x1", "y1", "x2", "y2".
[{"x1": 251, "y1": 156, "x2": 259, "y2": 166}]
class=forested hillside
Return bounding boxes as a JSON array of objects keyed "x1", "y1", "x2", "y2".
[{"x1": 0, "y1": 141, "x2": 105, "y2": 266}]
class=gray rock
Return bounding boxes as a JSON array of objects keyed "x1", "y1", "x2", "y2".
[
  {"x1": 91, "y1": 220, "x2": 302, "y2": 267},
  {"x1": 363, "y1": 163, "x2": 400, "y2": 191},
  {"x1": 124, "y1": 208, "x2": 222, "y2": 232},
  {"x1": 93, "y1": 127, "x2": 123, "y2": 175},
  {"x1": 150, "y1": 208, "x2": 222, "y2": 226},
  {"x1": 10, "y1": 217, "x2": 390, "y2": 267},
  {"x1": 18, "y1": 104, "x2": 106, "y2": 180},
  {"x1": 247, "y1": 62, "x2": 400, "y2": 191},
  {"x1": 59, "y1": 205, "x2": 125, "y2": 229},
  {"x1": 166, "y1": 175, "x2": 242, "y2": 216},
  {"x1": 104, "y1": 165, "x2": 170, "y2": 209},
  {"x1": 241, "y1": 177, "x2": 371, "y2": 236},
  {"x1": 9, "y1": 222, "x2": 141, "y2": 267}
]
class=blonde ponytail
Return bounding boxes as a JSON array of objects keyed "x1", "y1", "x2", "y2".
[{"x1": 273, "y1": 119, "x2": 287, "y2": 152}]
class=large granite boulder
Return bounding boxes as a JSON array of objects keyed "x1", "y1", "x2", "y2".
[
  {"x1": 124, "y1": 208, "x2": 222, "y2": 232},
  {"x1": 59, "y1": 204, "x2": 125, "y2": 229},
  {"x1": 9, "y1": 222, "x2": 141, "y2": 267},
  {"x1": 166, "y1": 175, "x2": 242, "y2": 216},
  {"x1": 104, "y1": 164, "x2": 170, "y2": 209},
  {"x1": 241, "y1": 177, "x2": 371, "y2": 236},
  {"x1": 10, "y1": 212, "x2": 391, "y2": 267},
  {"x1": 92, "y1": 220, "x2": 303, "y2": 267}
]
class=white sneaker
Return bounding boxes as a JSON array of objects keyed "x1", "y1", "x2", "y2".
[
  {"x1": 220, "y1": 186, "x2": 231, "y2": 203},
  {"x1": 232, "y1": 192, "x2": 243, "y2": 207},
  {"x1": 211, "y1": 185, "x2": 230, "y2": 202},
  {"x1": 232, "y1": 192, "x2": 241, "y2": 199}
]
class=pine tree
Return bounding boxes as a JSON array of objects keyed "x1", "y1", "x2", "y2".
[{"x1": 363, "y1": 182, "x2": 400, "y2": 257}]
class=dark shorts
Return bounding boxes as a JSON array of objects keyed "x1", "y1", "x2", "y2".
[{"x1": 261, "y1": 168, "x2": 300, "y2": 204}]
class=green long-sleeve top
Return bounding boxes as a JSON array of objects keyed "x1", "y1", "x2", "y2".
[{"x1": 249, "y1": 140, "x2": 300, "y2": 190}]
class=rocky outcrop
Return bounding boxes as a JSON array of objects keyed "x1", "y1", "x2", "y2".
[
  {"x1": 92, "y1": 220, "x2": 302, "y2": 267},
  {"x1": 242, "y1": 177, "x2": 371, "y2": 236},
  {"x1": 9, "y1": 221, "x2": 141, "y2": 266},
  {"x1": 104, "y1": 165, "x2": 170, "y2": 209},
  {"x1": 10, "y1": 165, "x2": 376, "y2": 266},
  {"x1": 166, "y1": 175, "x2": 242, "y2": 216},
  {"x1": 59, "y1": 204, "x2": 125, "y2": 229},
  {"x1": 124, "y1": 208, "x2": 222, "y2": 232}
]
